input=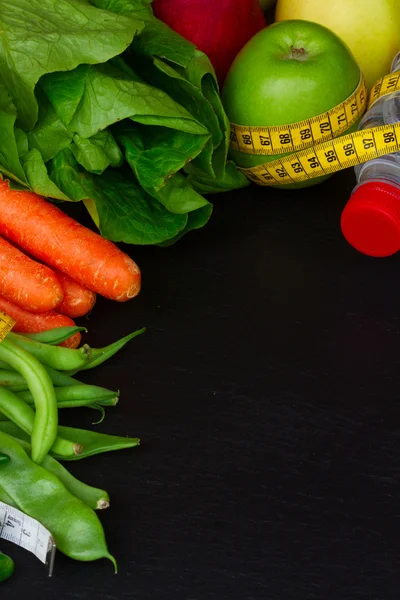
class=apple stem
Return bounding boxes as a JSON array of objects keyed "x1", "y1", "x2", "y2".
[{"x1": 288, "y1": 45, "x2": 308, "y2": 61}]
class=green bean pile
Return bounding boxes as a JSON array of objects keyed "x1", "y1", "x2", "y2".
[{"x1": 0, "y1": 325, "x2": 145, "y2": 580}]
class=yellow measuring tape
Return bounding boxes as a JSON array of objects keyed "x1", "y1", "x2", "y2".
[
  {"x1": 229, "y1": 69, "x2": 400, "y2": 186},
  {"x1": 0, "y1": 311, "x2": 15, "y2": 342}
]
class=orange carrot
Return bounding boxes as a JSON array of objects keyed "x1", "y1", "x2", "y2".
[
  {"x1": 0, "y1": 234, "x2": 64, "y2": 313},
  {"x1": 53, "y1": 269, "x2": 97, "y2": 318},
  {"x1": 0, "y1": 180, "x2": 141, "y2": 302},
  {"x1": 0, "y1": 295, "x2": 81, "y2": 349}
]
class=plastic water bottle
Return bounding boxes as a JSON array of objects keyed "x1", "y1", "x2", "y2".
[{"x1": 341, "y1": 51, "x2": 400, "y2": 257}]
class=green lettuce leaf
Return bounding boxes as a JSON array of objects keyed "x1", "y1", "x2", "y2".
[
  {"x1": 158, "y1": 204, "x2": 213, "y2": 247},
  {"x1": 89, "y1": 0, "x2": 153, "y2": 20},
  {"x1": 116, "y1": 123, "x2": 210, "y2": 207},
  {"x1": 0, "y1": 85, "x2": 27, "y2": 185},
  {"x1": 67, "y1": 62, "x2": 208, "y2": 137},
  {"x1": 22, "y1": 149, "x2": 70, "y2": 200},
  {"x1": 188, "y1": 160, "x2": 251, "y2": 194},
  {"x1": 0, "y1": 0, "x2": 144, "y2": 130},
  {"x1": 71, "y1": 131, "x2": 123, "y2": 174},
  {"x1": 39, "y1": 65, "x2": 91, "y2": 128},
  {"x1": 49, "y1": 149, "x2": 189, "y2": 244},
  {"x1": 27, "y1": 89, "x2": 73, "y2": 162}
]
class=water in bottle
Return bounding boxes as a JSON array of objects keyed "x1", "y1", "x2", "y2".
[{"x1": 341, "y1": 51, "x2": 400, "y2": 257}]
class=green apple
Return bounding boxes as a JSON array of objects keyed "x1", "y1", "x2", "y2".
[
  {"x1": 221, "y1": 19, "x2": 361, "y2": 188},
  {"x1": 275, "y1": 0, "x2": 400, "y2": 90}
]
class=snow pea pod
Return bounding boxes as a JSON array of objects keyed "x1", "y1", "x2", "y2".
[
  {"x1": 0, "y1": 551, "x2": 14, "y2": 583},
  {"x1": 0, "y1": 432, "x2": 116, "y2": 567},
  {"x1": 21, "y1": 327, "x2": 87, "y2": 345},
  {"x1": 67, "y1": 328, "x2": 145, "y2": 374},
  {"x1": 11, "y1": 437, "x2": 109, "y2": 510},
  {"x1": 0, "y1": 421, "x2": 139, "y2": 461},
  {"x1": 0, "y1": 337, "x2": 57, "y2": 464},
  {"x1": 0, "y1": 389, "x2": 82, "y2": 458},
  {"x1": 7, "y1": 333, "x2": 91, "y2": 371}
]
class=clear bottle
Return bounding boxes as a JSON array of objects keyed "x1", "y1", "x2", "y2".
[{"x1": 341, "y1": 51, "x2": 400, "y2": 257}]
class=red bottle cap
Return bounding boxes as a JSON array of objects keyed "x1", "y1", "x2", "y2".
[{"x1": 341, "y1": 181, "x2": 400, "y2": 257}]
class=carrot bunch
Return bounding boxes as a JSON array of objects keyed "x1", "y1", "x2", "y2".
[{"x1": 0, "y1": 180, "x2": 141, "y2": 348}]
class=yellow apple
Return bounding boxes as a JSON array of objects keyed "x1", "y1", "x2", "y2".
[{"x1": 275, "y1": 0, "x2": 400, "y2": 90}]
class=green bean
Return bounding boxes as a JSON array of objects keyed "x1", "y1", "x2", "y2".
[
  {"x1": 20, "y1": 326, "x2": 87, "y2": 345},
  {"x1": 7, "y1": 333, "x2": 92, "y2": 371},
  {"x1": 0, "y1": 420, "x2": 139, "y2": 461},
  {"x1": 0, "y1": 432, "x2": 116, "y2": 567},
  {"x1": 53, "y1": 425, "x2": 140, "y2": 461},
  {"x1": 11, "y1": 437, "x2": 109, "y2": 510},
  {"x1": 0, "y1": 389, "x2": 82, "y2": 458},
  {"x1": 0, "y1": 369, "x2": 28, "y2": 392},
  {"x1": 43, "y1": 365, "x2": 81, "y2": 387},
  {"x1": 17, "y1": 385, "x2": 119, "y2": 409},
  {"x1": 0, "y1": 421, "x2": 31, "y2": 441},
  {"x1": 0, "y1": 337, "x2": 57, "y2": 464},
  {"x1": 0, "y1": 364, "x2": 81, "y2": 391},
  {"x1": 0, "y1": 386, "x2": 116, "y2": 419},
  {"x1": 67, "y1": 328, "x2": 145, "y2": 374},
  {"x1": 0, "y1": 403, "x2": 105, "y2": 422},
  {"x1": 0, "y1": 551, "x2": 14, "y2": 583}
]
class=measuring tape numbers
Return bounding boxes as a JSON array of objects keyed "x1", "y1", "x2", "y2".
[
  {"x1": 229, "y1": 70, "x2": 400, "y2": 186},
  {"x1": 0, "y1": 501, "x2": 56, "y2": 576}
]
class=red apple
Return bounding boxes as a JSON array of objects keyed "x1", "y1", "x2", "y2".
[{"x1": 152, "y1": 0, "x2": 267, "y2": 85}]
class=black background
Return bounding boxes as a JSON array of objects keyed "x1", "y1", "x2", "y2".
[{"x1": 7, "y1": 168, "x2": 400, "y2": 599}]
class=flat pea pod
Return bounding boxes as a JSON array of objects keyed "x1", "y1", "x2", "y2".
[
  {"x1": 0, "y1": 551, "x2": 14, "y2": 583},
  {"x1": 7, "y1": 333, "x2": 91, "y2": 371},
  {"x1": 11, "y1": 437, "x2": 109, "y2": 510},
  {"x1": 21, "y1": 327, "x2": 87, "y2": 345},
  {"x1": 67, "y1": 328, "x2": 145, "y2": 374},
  {"x1": 0, "y1": 421, "x2": 139, "y2": 461},
  {"x1": 0, "y1": 388, "x2": 82, "y2": 458},
  {"x1": 0, "y1": 337, "x2": 57, "y2": 464},
  {"x1": 17, "y1": 385, "x2": 119, "y2": 409},
  {"x1": 0, "y1": 432, "x2": 116, "y2": 568}
]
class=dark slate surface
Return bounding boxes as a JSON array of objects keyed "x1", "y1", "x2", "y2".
[{"x1": 8, "y1": 168, "x2": 400, "y2": 599}]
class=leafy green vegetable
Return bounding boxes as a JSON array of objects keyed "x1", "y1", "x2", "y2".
[
  {"x1": 71, "y1": 132, "x2": 124, "y2": 174},
  {"x1": 0, "y1": 86, "x2": 27, "y2": 185},
  {"x1": 49, "y1": 149, "x2": 190, "y2": 245},
  {"x1": 0, "y1": 0, "x2": 143, "y2": 130},
  {"x1": 0, "y1": 0, "x2": 249, "y2": 246}
]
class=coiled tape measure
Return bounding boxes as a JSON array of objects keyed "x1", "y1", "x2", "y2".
[{"x1": 229, "y1": 69, "x2": 400, "y2": 186}]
